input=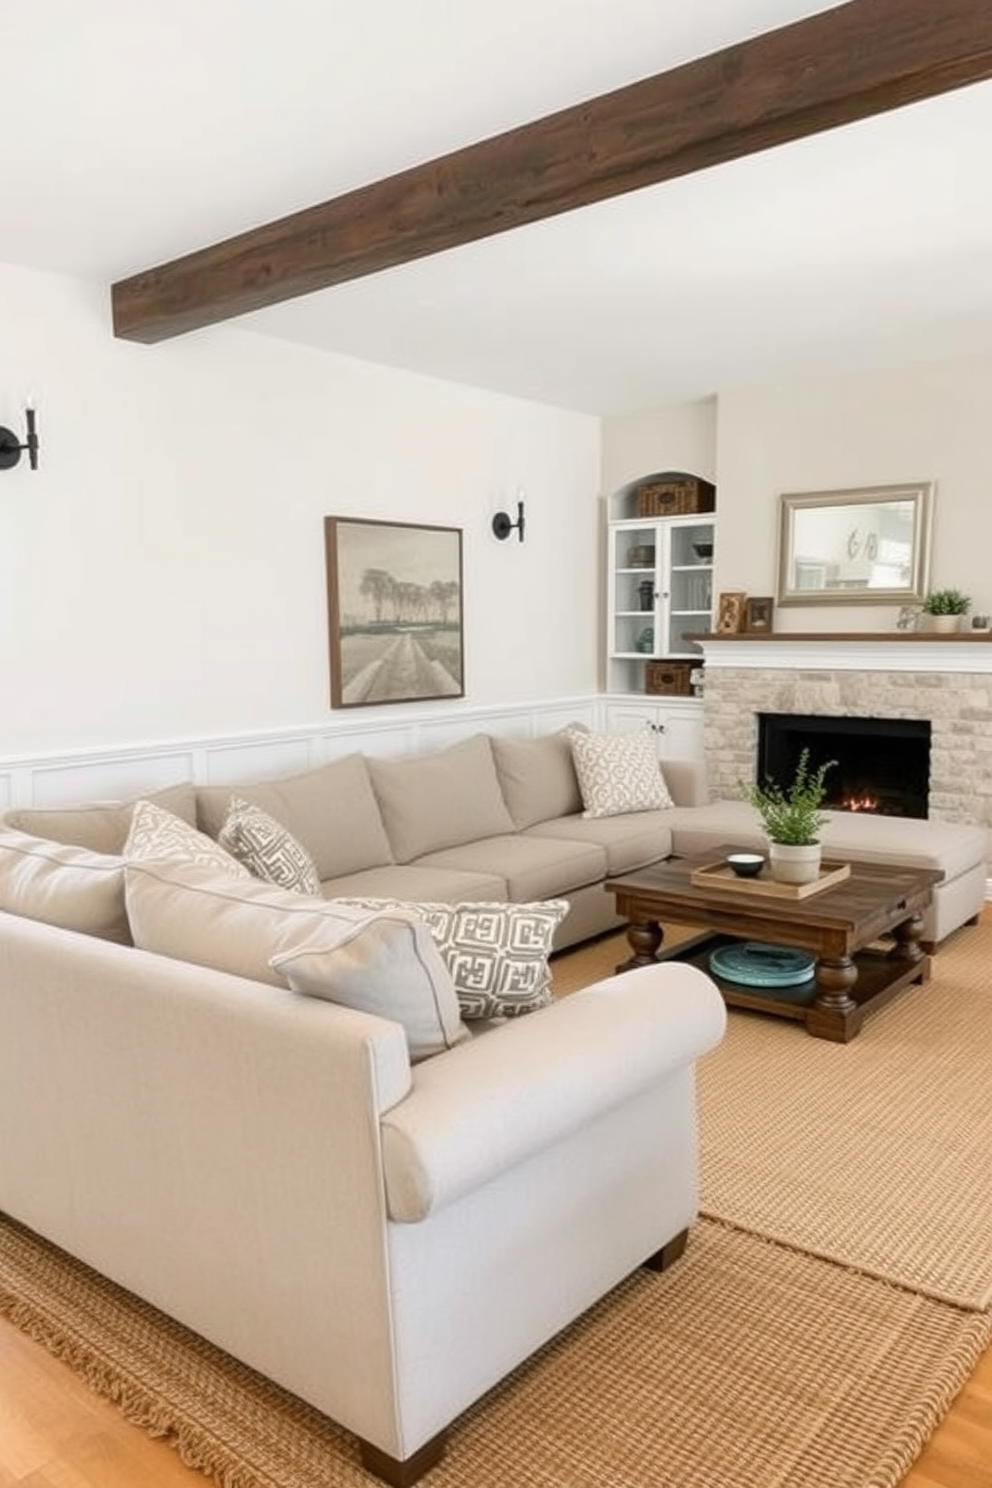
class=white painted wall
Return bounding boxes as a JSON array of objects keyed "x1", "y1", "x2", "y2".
[
  {"x1": 600, "y1": 398, "x2": 717, "y2": 495},
  {"x1": 602, "y1": 354, "x2": 992, "y2": 635},
  {"x1": 712, "y1": 354, "x2": 992, "y2": 631},
  {"x1": 0, "y1": 261, "x2": 600, "y2": 756}
]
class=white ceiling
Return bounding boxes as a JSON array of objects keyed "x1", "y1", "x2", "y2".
[{"x1": 4, "y1": 0, "x2": 992, "y2": 414}]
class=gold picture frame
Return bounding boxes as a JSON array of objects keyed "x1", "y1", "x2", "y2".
[{"x1": 716, "y1": 590, "x2": 747, "y2": 633}]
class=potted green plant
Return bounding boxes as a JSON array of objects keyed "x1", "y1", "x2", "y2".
[
  {"x1": 921, "y1": 588, "x2": 971, "y2": 633},
  {"x1": 738, "y1": 748, "x2": 836, "y2": 884}
]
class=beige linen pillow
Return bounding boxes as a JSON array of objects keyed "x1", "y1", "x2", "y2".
[
  {"x1": 196, "y1": 754, "x2": 394, "y2": 880},
  {"x1": 219, "y1": 797, "x2": 322, "y2": 895},
  {"x1": 125, "y1": 800, "x2": 251, "y2": 877},
  {"x1": 490, "y1": 732, "x2": 583, "y2": 829},
  {"x1": 0, "y1": 827, "x2": 129, "y2": 943},
  {"x1": 124, "y1": 862, "x2": 468, "y2": 1062},
  {"x1": 569, "y1": 728, "x2": 674, "y2": 819},
  {"x1": 4, "y1": 781, "x2": 198, "y2": 855},
  {"x1": 332, "y1": 897, "x2": 569, "y2": 1019},
  {"x1": 369, "y1": 735, "x2": 515, "y2": 863}
]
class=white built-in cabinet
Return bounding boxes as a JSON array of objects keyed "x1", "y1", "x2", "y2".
[
  {"x1": 604, "y1": 481, "x2": 714, "y2": 765},
  {"x1": 602, "y1": 699, "x2": 705, "y2": 764}
]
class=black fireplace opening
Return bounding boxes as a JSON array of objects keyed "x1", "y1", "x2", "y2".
[{"x1": 756, "y1": 713, "x2": 931, "y2": 820}]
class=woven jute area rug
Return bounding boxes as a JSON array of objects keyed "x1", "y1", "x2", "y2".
[
  {"x1": 1, "y1": 1209, "x2": 988, "y2": 1488},
  {"x1": 696, "y1": 917, "x2": 992, "y2": 1310},
  {"x1": 553, "y1": 913, "x2": 992, "y2": 1310}
]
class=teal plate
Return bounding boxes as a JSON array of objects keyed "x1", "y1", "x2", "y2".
[{"x1": 709, "y1": 942, "x2": 815, "y2": 988}]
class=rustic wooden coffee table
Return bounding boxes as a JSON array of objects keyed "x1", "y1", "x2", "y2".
[{"x1": 606, "y1": 846, "x2": 941, "y2": 1042}]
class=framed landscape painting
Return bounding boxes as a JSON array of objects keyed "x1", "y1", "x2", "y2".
[{"x1": 325, "y1": 517, "x2": 464, "y2": 708}]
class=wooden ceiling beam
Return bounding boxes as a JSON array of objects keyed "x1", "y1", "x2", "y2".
[{"x1": 111, "y1": 0, "x2": 992, "y2": 343}]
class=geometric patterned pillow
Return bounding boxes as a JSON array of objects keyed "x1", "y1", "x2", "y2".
[
  {"x1": 124, "y1": 799, "x2": 251, "y2": 877},
  {"x1": 218, "y1": 797, "x2": 322, "y2": 896},
  {"x1": 569, "y1": 728, "x2": 674, "y2": 819},
  {"x1": 331, "y1": 897, "x2": 570, "y2": 1019}
]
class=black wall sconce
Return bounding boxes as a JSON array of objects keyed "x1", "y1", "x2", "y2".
[
  {"x1": 0, "y1": 407, "x2": 39, "y2": 472},
  {"x1": 492, "y1": 496, "x2": 525, "y2": 543}
]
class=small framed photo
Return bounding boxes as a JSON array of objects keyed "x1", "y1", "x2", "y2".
[
  {"x1": 716, "y1": 590, "x2": 747, "y2": 634},
  {"x1": 744, "y1": 596, "x2": 775, "y2": 633}
]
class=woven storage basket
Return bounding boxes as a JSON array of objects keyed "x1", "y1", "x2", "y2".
[
  {"x1": 635, "y1": 474, "x2": 716, "y2": 519},
  {"x1": 645, "y1": 660, "x2": 694, "y2": 696}
]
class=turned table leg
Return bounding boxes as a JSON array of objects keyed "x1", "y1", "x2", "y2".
[
  {"x1": 807, "y1": 954, "x2": 863, "y2": 1042},
  {"x1": 890, "y1": 912, "x2": 926, "y2": 964},
  {"x1": 617, "y1": 916, "x2": 664, "y2": 972}
]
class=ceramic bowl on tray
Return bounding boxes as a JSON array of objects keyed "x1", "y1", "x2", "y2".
[{"x1": 726, "y1": 852, "x2": 765, "y2": 878}]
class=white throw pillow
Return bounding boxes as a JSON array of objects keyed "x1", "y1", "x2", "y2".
[
  {"x1": 569, "y1": 728, "x2": 674, "y2": 818},
  {"x1": 332, "y1": 897, "x2": 569, "y2": 1019},
  {"x1": 124, "y1": 800, "x2": 251, "y2": 878},
  {"x1": 124, "y1": 861, "x2": 468, "y2": 1063},
  {"x1": 219, "y1": 796, "x2": 322, "y2": 896}
]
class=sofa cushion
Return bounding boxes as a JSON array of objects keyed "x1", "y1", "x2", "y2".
[
  {"x1": 332, "y1": 897, "x2": 569, "y2": 1019},
  {"x1": 4, "y1": 781, "x2": 198, "y2": 855},
  {"x1": 219, "y1": 797, "x2": 322, "y2": 895},
  {"x1": 490, "y1": 732, "x2": 583, "y2": 829},
  {"x1": 196, "y1": 754, "x2": 394, "y2": 881},
  {"x1": 525, "y1": 811, "x2": 674, "y2": 875},
  {"x1": 411, "y1": 833, "x2": 605, "y2": 901},
  {"x1": 124, "y1": 861, "x2": 468, "y2": 1062},
  {"x1": 569, "y1": 729, "x2": 674, "y2": 818},
  {"x1": 368, "y1": 735, "x2": 515, "y2": 864},
  {"x1": 321, "y1": 864, "x2": 509, "y2": 902},
  {"x1": 125, "y1": 800, "x2": 251, "y2": 878},
  {"x1": 667, "y1": 799, "x2": 990, "y2": 883},
  {"x1": 0, "y1": 828, "x2": 130, "y2": 943}
]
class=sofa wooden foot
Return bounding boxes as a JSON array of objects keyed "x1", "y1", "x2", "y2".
[
  {"x1": 358, "y1": 1429, "x2": 448, "y2": 1485},
  {"x1": 643, "y1": 1227, "x2": 689, "y2": 1272}
]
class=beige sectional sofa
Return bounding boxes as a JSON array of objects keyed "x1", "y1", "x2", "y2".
[
  {"x1": 0, "y1": 757, "x2": 728, "y2": 1483},
  {"x1": 5, "y1": 727, "x2": 988, "y2": 948}
]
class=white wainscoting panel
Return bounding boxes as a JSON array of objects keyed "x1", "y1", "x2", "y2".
[{"x1": 0, "y1": 698, "x2": 603, "y2": 809}]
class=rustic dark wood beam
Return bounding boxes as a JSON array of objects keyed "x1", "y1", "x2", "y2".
[{"x1": 112, "y1": 0, "x2": 992, "y2": 343}]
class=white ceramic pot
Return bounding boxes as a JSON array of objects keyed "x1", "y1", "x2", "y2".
[
  {"x1": 768, "y1": 841, "x2": 822, "y2": 885},
  {"x1": 924, "y1": 613, "x2": 963, "y2": 633}
]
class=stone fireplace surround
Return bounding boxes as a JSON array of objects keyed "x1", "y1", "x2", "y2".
[{"x1": 698, "y1": 635, "x2": 992, "y2": 837}]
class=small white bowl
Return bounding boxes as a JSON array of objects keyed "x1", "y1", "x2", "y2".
[{"x1": 727, "y1": 853, "x2": 765, "y2": 879}]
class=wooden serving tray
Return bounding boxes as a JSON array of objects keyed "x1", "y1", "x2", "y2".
[{"x1": 689, "y1": 859, "x2": 851, "y2": 899}]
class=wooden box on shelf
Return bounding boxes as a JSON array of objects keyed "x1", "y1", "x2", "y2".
[
  {"x1": 645, "y1": 660, "x2": 694, "y2": 696},
  {"x1": 634, "y1": 474, "x2": 716, "y2": 519}
]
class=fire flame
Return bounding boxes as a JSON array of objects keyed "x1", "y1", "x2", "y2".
[{"x1": 842, "y1": 793, "x2": 879, "y2": 813}]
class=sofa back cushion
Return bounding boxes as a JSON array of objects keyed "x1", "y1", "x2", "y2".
[
  {"x1": 491, "y1": 732, "x2": 583, "y2": 829},
  {"x1": 4, "y1": 782, "x2": 198, "y2": 855},
  {"x1": 196, "y1": 754, "x2": 394, "y2": 881},
  {"x1": 0, "y1": 828, "x2": 130, "y2": 943},
  {"x1": 124, "y1": 861, "x2": 468, "y2": 1062},
  {"x1": 369, "y1": 735, "x2": 515, "y2": 864}
]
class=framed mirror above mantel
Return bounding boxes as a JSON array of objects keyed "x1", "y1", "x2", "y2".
[{"x1": 776, "y1": 482, "x2": 934, "y2": 607}]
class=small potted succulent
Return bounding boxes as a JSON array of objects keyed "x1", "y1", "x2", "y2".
[
  {"x1": 921, "y1": 588, "x2": 971, "y2": 633},
  {"x1": 738, "y1": 748, "x2": 836, "y2": 884}
]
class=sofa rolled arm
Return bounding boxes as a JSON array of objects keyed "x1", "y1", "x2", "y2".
[{"x1": 380, "y1": 961, "x2": 725, "y2": 1222}]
